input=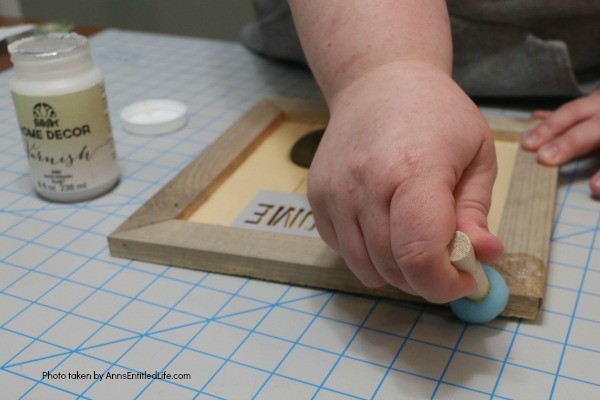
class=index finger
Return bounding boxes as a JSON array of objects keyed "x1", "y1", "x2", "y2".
[{"x1": 524, "y1": 97, "x2": 600, "y2": 150}]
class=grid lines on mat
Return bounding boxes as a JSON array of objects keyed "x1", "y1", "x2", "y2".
[{"x1": 0, "y1": 29, "x2": 599, "y2": 399}]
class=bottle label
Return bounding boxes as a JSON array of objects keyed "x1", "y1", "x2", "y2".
[{"x1": 12, "y1": 84, "x2": 119, "y2": 198}]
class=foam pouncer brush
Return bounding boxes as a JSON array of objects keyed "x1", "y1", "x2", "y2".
[{"x1": 448, "y1": 231, "x2": 509, "y2": 323}]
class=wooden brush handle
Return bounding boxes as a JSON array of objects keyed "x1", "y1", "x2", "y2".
[{"x1": 448, "y1": 231, "x2": 490, "y2": 300}]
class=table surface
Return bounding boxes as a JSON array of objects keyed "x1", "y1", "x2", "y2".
[{"x1": 0, "y1": 28, "x2": 599, "y2": 400}]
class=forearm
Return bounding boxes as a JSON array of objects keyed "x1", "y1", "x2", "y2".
[{"x1": 288, "y1": 0, "x2": 453, "y2": 100}]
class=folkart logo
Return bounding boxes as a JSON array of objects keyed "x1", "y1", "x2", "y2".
[{"x1": 33, "y1": 103, "x2": 59, "y2": 128}]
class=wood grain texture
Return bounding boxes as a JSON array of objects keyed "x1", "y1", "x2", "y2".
[
  {"x1": 448, "y1": 231, "x2": 490, "y2": 300},
  {"x1": 487, "y1": 116, "x2": 557, "y2": 319},
  {"x1": 108, "y1": 98, "x2": 557, "y2": 319},
  {"x1": 494, "y1": 142, "x2": 557, "y2": 319}
]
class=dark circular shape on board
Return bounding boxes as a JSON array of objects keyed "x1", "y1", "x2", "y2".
[{"x1": 291, "y1": 128, "x2": 325, "y2": 168}]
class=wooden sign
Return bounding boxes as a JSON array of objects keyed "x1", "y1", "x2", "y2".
[{"x1": 108, "y1": 98, "x2": 557, "y2": 319}]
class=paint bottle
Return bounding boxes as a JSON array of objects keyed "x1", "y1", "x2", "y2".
[{"x1": 8, "y1": 33, "x2": 119, "y2": 202}]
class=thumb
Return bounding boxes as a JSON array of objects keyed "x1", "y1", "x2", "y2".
[{"x1": 453, "y1": 140, "x2": 504, "y2": 263}]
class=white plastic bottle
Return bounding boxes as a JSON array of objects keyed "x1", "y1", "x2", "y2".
[{"x1": 9, "y1": 33, "x2": 119, "y2": 202}]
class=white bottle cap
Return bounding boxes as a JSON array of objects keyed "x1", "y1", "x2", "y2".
[{"x1": 121, "y1": 99, "x2": 188, "y2": 135}]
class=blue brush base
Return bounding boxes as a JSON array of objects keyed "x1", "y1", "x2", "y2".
[{"x1": 450, "y1": 264, "x2": 509, "y2": 324}]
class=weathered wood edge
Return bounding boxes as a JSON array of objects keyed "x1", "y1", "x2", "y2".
[
  {"x1": 109, "y1": 219, "x2": 535, "y2": 318},
  {"x1": 109, "y1": 220, "x2": 389, "y2": 296},
  {"x1": 269, "y1": 96, "x2": 329, "y2": 121},
  {"x1": 488, "y1": 116, "x2": 558, "y2": 319},
  {"x1": 494, "y1": 146, "x2": 558, "y2": 319}
]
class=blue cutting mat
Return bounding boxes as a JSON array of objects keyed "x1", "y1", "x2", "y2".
[{"x1": 0, "y1": 29, "x2": 599, "y2": 400}]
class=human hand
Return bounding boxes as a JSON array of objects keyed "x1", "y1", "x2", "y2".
[
  {"x1": 523, "y1": 92, "x2": 600, "y2": 196},
  {"x1": 307, "y1": 62, "x2": 504, "y2": 303}
]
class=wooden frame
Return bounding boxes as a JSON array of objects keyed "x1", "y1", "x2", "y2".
[{"x1": 108, "y1": 98, "x2": 557, "y2": 319}]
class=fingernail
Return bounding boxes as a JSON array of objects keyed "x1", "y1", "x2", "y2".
[
  {"x1": 591, "y1": 176, "x2": 600, "y2": 193},
  {"x1": 539, "y1": 144, "x2": 559, "y2": 164},
  {"x1": 523, "y1": 131, "x2": 540, "y2": 148}
]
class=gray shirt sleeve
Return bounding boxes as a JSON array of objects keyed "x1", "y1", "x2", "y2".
[
  {"x1": 241, "y1": 0, "x2": 307, "y2": 65},
  {"x1": 241, "y1": 0, "x2": 600, "y2": 97}
]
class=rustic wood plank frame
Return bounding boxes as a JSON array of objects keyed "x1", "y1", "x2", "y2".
[{"x1": 108, "y1": 97, "x2": 558, "y2": 319}]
